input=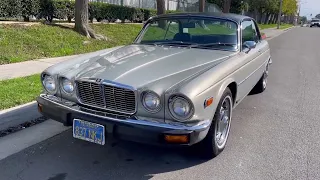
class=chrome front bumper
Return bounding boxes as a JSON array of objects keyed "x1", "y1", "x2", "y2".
[{"x1": 36, "y1": 94, "x2": 211, "y2": 145}]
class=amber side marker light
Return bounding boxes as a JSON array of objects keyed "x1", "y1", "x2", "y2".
[
  {"x1": 38, "y1": 104, "x2": 43, "y2": 113},
  {"x1": 164, "y1": 135, "x2": 189, "y2": 144},
  {"x1": 204, "y1": 97, "x2": 214, "y2": 108}
]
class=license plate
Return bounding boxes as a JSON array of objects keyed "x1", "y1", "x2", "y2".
[{"x1": 73, "y1": 119, "x2": 105, "y2": 145}]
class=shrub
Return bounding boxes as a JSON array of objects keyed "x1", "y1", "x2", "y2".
[
  {"x1": 38, "y1": 0, "x2": 55, "y2": 22},
  {"x1": 1, "y1": 0, "x2": 178, "y2": 23},
  {"x1": 21, "y1": 0, "x2": 40, "y2": 21},
  {"x1": 0, "y1": 0, "x2": 40, "y2": 21},
  {"x1": 0, "y1": 0, "x2": 22, "y2": 18},
  {"x1": 89, "y1": 2, "x2": 144, "y2": 23},
  {"x1": 53, "y1": 0, "x2": 75, "y2": 22}
]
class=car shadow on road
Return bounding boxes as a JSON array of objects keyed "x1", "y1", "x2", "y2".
[{"x1": 2, "y1": 129, "x2": 210, "y2": 180}]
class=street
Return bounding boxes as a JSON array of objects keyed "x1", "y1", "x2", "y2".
[{"x1": 1, "y1": 27, "x2": 320, "y2": 180}]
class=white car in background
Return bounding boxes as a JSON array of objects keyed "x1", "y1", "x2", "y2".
[{"x1": 310, "y1": 19, "x2": 320, "y2": 27}]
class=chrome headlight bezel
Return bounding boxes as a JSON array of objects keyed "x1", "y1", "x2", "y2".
[
  {"x1": 141, "y1": 91, "x2": 162, "y2": 113},
  {"x1": 41, "y1": 74, "x2": 57, "y2": 94},
  {"x1": 168, "y1": 95, "x2": 194, "y2": 121},
  {"x1": 60, "y1": 77, "x2": 75, "y2": 94}
]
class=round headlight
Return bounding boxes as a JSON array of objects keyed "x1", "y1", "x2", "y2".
[
  {"x1": 42, "y1": 75, "x2": 56, "y2": 93},
  {"x1": 169, "y1": 96, "x2": 194, "y2": 121},
  {"x1": 61, "y1": 78, "x2": 74, "y2": 94},
  {"x1": 142, "y1": 91, "x2": 161, "y2": 112}
]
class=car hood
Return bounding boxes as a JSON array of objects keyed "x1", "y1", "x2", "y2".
[{"x1": 54, "y1": 44, "x2": 236, "y2": 90}]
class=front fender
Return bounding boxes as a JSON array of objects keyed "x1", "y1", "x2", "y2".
[{"x1": 216, "y1": 78, "x2": 237, "y2": 106}]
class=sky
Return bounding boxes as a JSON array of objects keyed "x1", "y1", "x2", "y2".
[{"x1": 300, "y1": 0, "x2": 320, "y2": 19}]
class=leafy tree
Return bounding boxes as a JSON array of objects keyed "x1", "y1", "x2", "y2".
[
  {"x1": 282, "y1": 0, "x2": 298, "y2": 16},
  {"x1": 299, "y1": 16, "x2": 307, "y2": 23}
]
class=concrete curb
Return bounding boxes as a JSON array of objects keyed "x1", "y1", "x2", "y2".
[{"x1": 0, "y1": 101, "x2": 42, "y2": 131}]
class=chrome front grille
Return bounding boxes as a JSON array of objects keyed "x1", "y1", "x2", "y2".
[
  {"x1": 104, "y1": 85, "x2": 136, "y2": 113},
  {"x1": 76, "y1": 80, "x2": 136, "y2": 114}
]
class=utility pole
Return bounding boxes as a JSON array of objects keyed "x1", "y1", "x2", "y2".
[{"x1": 277, "y1": 0, "x2": 283, "y2": 29}]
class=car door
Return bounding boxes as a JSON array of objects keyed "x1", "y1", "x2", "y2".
[{"x1": 236, "y1": 19, "x2": 268, "y2": 102}]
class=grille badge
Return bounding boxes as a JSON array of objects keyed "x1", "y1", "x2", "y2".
[{"x1": 95, "y1": 78, "x2": 102, "y2": 83}]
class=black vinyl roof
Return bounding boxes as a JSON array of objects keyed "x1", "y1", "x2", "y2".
[{"x1": 154, "y1": 12, "x2": 252, "y2": 24}]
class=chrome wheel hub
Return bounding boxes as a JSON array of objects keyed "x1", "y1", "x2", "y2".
[{"x1": 216, "y1": 96, "x2": 232, "y2": 148}]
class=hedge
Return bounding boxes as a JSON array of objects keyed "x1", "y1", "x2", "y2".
[
  {"x1": 0, "y1": 0, "x2": 39, "y2": 21},
  {"x1": 0, "y1": 0, "x2": 178, "y2": 22}
]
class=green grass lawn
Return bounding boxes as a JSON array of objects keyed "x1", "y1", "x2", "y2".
[
  {"x1": 0, "y1": 74, "x2": 42, "y2": 110},
  {"x1": 279, "y1": 24, "x2": 293, "y2": 30},
  {"x1": 258, "y1": 23, "x2": 293, "y2": 30},
  {"x1": 0, "y1": 24, "x2": 142, "y2": 64}
]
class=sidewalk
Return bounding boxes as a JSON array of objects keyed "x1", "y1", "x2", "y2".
[
  {"x1": 0, "y1": 55, "x2": 78, "y2": 80},
  {"x1": 0, "y1": 27, "x2": 294, "y2": 81},
  {"x1": 262, "y1": 27, "x2": 294, "y2": 40}
]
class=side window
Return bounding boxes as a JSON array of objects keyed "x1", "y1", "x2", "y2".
[{"x1": 242, "y1": 20, "x2": 259, "y2": 43}]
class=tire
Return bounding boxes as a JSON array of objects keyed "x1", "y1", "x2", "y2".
[
  {"x1": 198, "y1": 88, "x2": 233, "y2": 159},
  {"x1": 251, "y1": 63, "x2": 269, "y2": 94}
]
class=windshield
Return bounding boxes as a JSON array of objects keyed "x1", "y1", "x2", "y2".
[{"x1": 135, "y1": 17, "x2": 238, "y2": 51}]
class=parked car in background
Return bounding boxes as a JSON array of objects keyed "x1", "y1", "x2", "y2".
[
  {"x1": 310, "y1": 19, "x2": 320, "y2": 27},
  {"x1": 37, "y1": 13, "x2": 271, "y2": 158}
]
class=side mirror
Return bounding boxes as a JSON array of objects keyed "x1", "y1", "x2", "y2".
[{"x1": 243, "y1": 41, "x2": 257, "y2": 53}]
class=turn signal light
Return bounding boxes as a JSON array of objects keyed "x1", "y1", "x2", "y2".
[
  {"x1": 164, "y1": 135, "x2": 189, "y2": 144},
  {"x1": 204, "y1": 97, "x2": 214, "y2": 108}
]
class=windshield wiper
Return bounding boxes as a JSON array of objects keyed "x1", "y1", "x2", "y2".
[{"x1": 190, "y1": 42, "x2": 237, "y2": 49}]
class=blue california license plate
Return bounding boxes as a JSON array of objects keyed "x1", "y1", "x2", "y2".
[{"x1": 73, "y1": 119, "x2": 105, "y2": 145}]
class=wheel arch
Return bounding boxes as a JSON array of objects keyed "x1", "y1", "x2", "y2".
[{"x1": 216, "y1": 79, "x2": 238, "y2": 106}]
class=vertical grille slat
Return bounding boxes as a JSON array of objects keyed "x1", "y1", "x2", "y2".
[{"x1": 76, "y1": 80, "x2": 136, "y2": 114}]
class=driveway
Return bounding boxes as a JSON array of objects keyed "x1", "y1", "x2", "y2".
[{"x1": 0, "y1": 27, "x2": 320, "y2": 180}]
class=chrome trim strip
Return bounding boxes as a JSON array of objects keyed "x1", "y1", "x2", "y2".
[
  {"x1": 75, "y1": 78, "x2": 137, "y2": 115},
  {"x1": 40, "y1": 94, "x2": 211, "y2": 131}
]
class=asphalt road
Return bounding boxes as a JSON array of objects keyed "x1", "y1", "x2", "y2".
[{"x1": 1, "y1": 27, "x2": 320, "y2": 180}]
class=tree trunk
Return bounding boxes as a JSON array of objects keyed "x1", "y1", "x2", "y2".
[
  {"x1": 273, "y1": 14, "x2": 278, "y2": 24},
  {"x1": 199, "y1": 0, "x2": 205, "y2": 12},
  {"x1": 157, "y1": 0, "x2": 165, "y2": 15},
  {"x1": 257, "y1": 9, "x2": 263, "y2": 24},
  {"x1": 269, "y1": 14, "x2": 274, "y2": 24},
  {"x1": 222, "y1": 0, "x2": 231, "y2": 13},
  {"x1": 23, "y1": 16, "x2": 30, "y2": 22},
  {"x1": 264, "y1": 13, "x2": 271, "y2": 24},
  {"x1": 254, "y1": 8, "x2": 258, "y2": 22},
  {"x1": 157, "y1": 0, "x2": 166, "y2": 29},
  {"x1": 176, "y1": 0, "x2": 180, "y2": 11},
  {"x1": 75, "y1": 0, "x2": 105, "y2": 39}
]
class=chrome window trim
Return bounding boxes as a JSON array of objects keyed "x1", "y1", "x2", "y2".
[
  {"x1": 134, "y1": 16, "x2": 240, "y2": 52},
  {"x1": 75, "y1": 77, "x2": 137, "y2": 115}
]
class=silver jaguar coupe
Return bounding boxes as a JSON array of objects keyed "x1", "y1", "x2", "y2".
[{"x1": 37, "y1": 12, "x2": 271, "y2": 158}]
